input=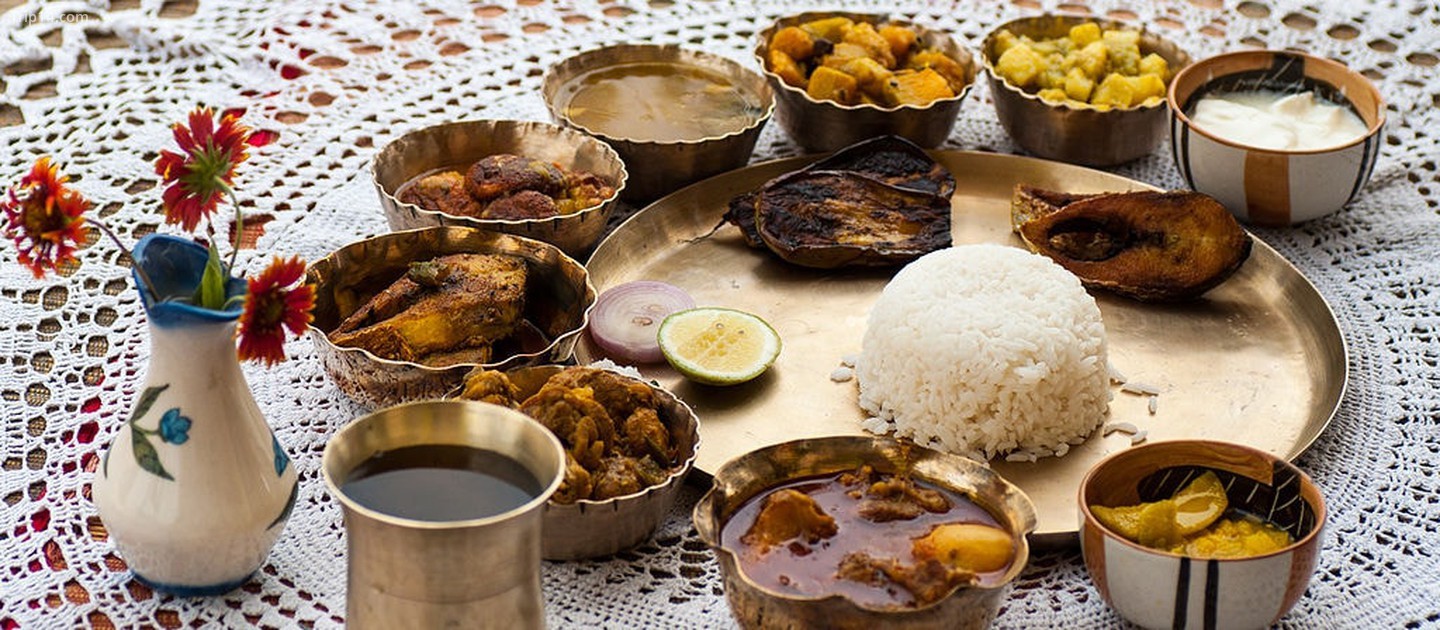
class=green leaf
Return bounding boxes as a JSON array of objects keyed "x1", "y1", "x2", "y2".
[
  {"x1": 195, "y1": 243, "x2": 228, "y2": 310},
  {"x1": 102, "y1": 447, "x2": 111, "y2": 478},
  {"x1": 268, "y1": 480, "x2": 299, "y2": 530},
  {"x1": 128, "y1": 384, "x2": 170, "y2": 425},
  {"x1": 131, "y1": 431, "x2": 174, "y2": 481}
]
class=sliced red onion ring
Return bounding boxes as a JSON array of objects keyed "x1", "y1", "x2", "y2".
[{"x1": 588, "y1": 280, "x2": 695, "y2": 363}]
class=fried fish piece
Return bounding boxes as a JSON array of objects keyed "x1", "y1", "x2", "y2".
[
  {"x1": 1014, "y1": 188, "x2": 1253, "y2": 302},
  {"x1": 329, "y1": 253, "x2": 526, "y2": 364}
]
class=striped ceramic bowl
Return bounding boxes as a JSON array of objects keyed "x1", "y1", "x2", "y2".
[
  {"x1": 1078, "y1": 441, "x2": 1326, "y2": 630},
  {"x1": 1168, "y1": 50, "x2": 1384, "y2": 226}
]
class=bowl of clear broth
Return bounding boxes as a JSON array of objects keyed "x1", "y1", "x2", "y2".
[
  {"x1": 1079, "y1": 440, "x2": 1326, "y2": 630},
  {"x1": 1167, "y1": 50, "x2": 1385, "y2": 226},
  {"x1": 542, "y1": 44, "x2": 775, "y2": 202},
  {"x1": 693, "y1": 436, "x2": 1036, "y2": 630}
]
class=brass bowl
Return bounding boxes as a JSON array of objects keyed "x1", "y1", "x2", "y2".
[
  {"x1": 371, "y1": 119, "x2": 628, "y2": 257},
  {"x1": 981, "y1": 15, "x2": 1191, "y2": 166},
  {"x1": 542, "y1": 44, "x2": 775, "y2": 203},
  {"x1": 495, "y1": 365, "x2": 700, "y2": 560},
  {"x1": 756, "y1": 12, "x2": 978, "y2": 152},
  {"x1": 693, "y1": 436, "x2": 1037, "y2": 630},
  {"x1": 306, "y1": 227, "x2": 596, "y2": 409}
]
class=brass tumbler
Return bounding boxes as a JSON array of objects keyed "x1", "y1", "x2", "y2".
[{"x1": 322, "y1": 400, "x2": 565, "y2": 629}]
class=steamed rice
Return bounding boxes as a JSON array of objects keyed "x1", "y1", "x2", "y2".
[{"x1": 856, "y1": 244, "x2": 1110, "y2": 459}]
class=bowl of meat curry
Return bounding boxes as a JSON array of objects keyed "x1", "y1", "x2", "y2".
[
  {"x1": 456, "y1": 364, "x2": 700, "y2": 560},
  {"x1": 306, "y1": 226, "x2": 596, "y2": 409},
  {"x1": 693, "y1": 436, "x2": 1036, "y2": 630},
  {"x1": 372, "y1": 119, "x2": 627, "y2": 257}
]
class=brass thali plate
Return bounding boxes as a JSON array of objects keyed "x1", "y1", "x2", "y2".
[{"x1": 577, "y1": 151, "x2": 1346, "y2": 543}]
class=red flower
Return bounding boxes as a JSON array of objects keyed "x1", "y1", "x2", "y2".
[
  {"x1": 2, "y1": 158, "x2": 90, "y2": 278},
  {"x1": 154, "y1": 107, "x2": 275, "y2": 232},
  {"x1": 237, "y1": 255, "x2": 314, "y2": 365}
]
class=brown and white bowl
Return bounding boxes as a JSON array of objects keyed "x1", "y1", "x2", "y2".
[
  {"x1": 1079, "y1": 440, "x2": 1326, "y2": 630},
  {"x1": 1168, "y1": 50, "x2": 1385, "y2": 226}
]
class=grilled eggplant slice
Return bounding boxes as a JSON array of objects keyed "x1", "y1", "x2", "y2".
[
  {"x1": 722, "y1": 135, "x2": 955, "y2": 265},
  {"x1": 754, "y1": 170, "x2": 952, "y2": 268},
  {"x1": 807, "y1": 135, "x2": 956, "y2": 198},
  {"x1": 1016, "y1": 190, "x2": 1252, "y2": 302}
]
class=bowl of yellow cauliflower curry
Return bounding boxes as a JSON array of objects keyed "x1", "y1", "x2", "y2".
[{"x1": 982, "y1": 16, "x2": 1190, "y2": 166}]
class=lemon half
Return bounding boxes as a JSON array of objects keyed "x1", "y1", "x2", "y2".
[{"x1": 658, "y1": 307, "x2": 781, "y2": 386}]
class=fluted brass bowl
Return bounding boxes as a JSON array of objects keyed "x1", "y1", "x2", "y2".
[
  {"x1": 542, "y1": 44, "x2": 775, "y2": 203},
  {"x1": 306, "y1": 227, "x2": 595, "y2": 409},
  {"x1": 693, "y1": 436, "x2": 1037, "y2": 630},
  {"x1": 981, "y1": 15, "x2": 1190, "y2": 166},
  {"x1": 371, "y1": 119, "x2": 627, "y2": 257},
  {"x1": 755, "y1": 12, "x2": 977, "y2": 152},
  {"x1": 493, "y1": 365, "x2": 700, "y2": 560}
]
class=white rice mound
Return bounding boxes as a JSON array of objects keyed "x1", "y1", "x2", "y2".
[{"x1": 856, "y1": 244, "x2": 1110, "y2": 459}]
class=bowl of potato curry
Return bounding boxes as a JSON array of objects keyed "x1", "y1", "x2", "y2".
[
  {"x1": 756, "y1": 12, "x2": 977, "y2": 152},
  {"x1": 981, "y1": 15, "x2": 1190, "y2": 166}
]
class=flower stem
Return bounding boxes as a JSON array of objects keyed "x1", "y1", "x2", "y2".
[
  {"x1": 88, "y1": 218, "x2": 162, "y2": 304},
  {"x1": 226, "y1": 187, "x2": 243, "y2": 270}
]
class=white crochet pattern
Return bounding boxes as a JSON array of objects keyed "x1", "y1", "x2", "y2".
[{"x1": 1, "y1": 0, "x2": 1437, "y2": 627}]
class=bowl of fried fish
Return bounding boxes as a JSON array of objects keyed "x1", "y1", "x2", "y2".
[
  {"x1": 456, "y1": 364, "x2": 699, "y2": 560},
  {"x1": 306, "y1": 226, "x2": 596, "y2": 409}
]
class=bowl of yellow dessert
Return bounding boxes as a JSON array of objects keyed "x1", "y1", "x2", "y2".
[{"x1": 1078, "y1": 440, "x2": 1326, "y2": 630}]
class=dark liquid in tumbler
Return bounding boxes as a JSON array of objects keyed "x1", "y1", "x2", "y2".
[{"x1": 340, "y1": 445, "x2": 542, "y2": 521}]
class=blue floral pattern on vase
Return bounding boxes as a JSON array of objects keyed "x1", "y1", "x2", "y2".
[
  {"x1": 271, "y1": 434, "x2": 289, "y2": 476},
  {"x1": 123, "y1": 384, "x2": 189, "y2": 481},
  {"x1": 158, "y1": 409, "x2": 192, "y2": 445}
]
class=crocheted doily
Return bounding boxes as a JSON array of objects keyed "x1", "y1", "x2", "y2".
[{"x1": 1, "y1": 0, "x2": 1436, "y2": 627}]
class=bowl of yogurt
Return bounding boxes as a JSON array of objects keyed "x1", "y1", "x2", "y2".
[{"x1": 1167, "y1": 50, "x2": 1385, "y2": 226}]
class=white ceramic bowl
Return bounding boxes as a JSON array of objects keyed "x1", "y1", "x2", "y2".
[
  {"x1": 1078, "y1": 440, "x2": 1326, "y2": 630},
  {"x1": 1167, "y1": 50, "x2": 1385, "y2": 226}
]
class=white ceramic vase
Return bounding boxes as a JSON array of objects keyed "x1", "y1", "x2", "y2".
[{"x1": 92, "y1": 234, "x2": 298, "y2": 595}]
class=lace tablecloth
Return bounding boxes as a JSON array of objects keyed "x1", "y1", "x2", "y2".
[{"x1": 1, "y1": 0, "x2": 1437, "y2": 627}]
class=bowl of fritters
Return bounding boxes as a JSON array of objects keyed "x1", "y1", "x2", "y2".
[
  {"x1": 307, "y1": 226, "x2": 596, "y2": 409},
  {"x1": 457, "y1": 364, "x2": 699, "y2": 560},
  {"x1": 372, "y1": 119, "x2": 627, "y2": 257},
  {"x1": 755, "y1": 12, "x2": 977, "y2": 152}
]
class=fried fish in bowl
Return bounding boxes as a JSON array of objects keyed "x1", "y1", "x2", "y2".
[
  {"x1": 372, "y1": 119, "x2": 627, "y2": 256},
  {"x1": 457, "y1": 365, "x2": 700, "y2": 560},
  {"x1": 307, "y1": 227, "x2": 595, "y2": 409}
]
